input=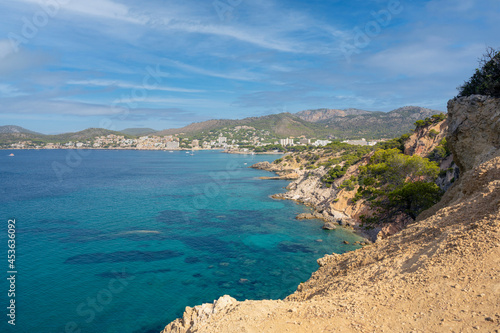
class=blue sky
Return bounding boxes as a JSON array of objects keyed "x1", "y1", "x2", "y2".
[{"x1": 0, "y1": 0, "x2": 499, "y2": 134}]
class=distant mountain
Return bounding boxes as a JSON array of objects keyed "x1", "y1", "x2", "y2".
[
  {"x1": 156, "y1": 113, "x2": 325, "y2": 138},
  {"x1": 43, "y1": 128, "x2": 126, "y2": 141},
  {"x1": 0, "y1": 127, "x2": 131, "y2": 145},
  {"x1": 295, "y1": 106, "x2": 440, "y2": 139},
  {"x1": 0, "y1": 125, "x2": 43, "y2": 135},
  {"x1": 1, "y1": 106, "x2": 444, "y2": 144},
  {"x1": 296, "y1": 108, "x2": 374, "y2": 122},
  {"x1": 119, "y1": 128, "x2": 157, "y2": 136}
]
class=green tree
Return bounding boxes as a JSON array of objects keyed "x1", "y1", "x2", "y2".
[
  {"x1": 458, "y1": 47, "x2": 500, "y2": 97},
  {"x1": 387, "y1": 182, "x2": 443, "y2": 220},
  {"x1": 358, "y1": 149, "x2": 442, "y2": 225}
]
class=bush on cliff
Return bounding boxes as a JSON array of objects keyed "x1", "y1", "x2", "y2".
[
  {"x1": 458, "y1": 47, "x2": 500, "y2": 98},
  {"x1": 358, "y1": 148, "x2": 442, "y2": 226},
  {"x1": 321, "y1": 144, "x2": 374, "y2": 187}
]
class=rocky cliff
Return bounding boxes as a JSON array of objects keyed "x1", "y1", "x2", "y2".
[
  {"x1": 447, "y1": 95, "x2": 500, "y2": 172},
  {"x1": 252, "y1": 118, "x2": 454, "y2": 241},
  {"x1": 162, "y1": 96, "x2": 500, "y2": 333}
]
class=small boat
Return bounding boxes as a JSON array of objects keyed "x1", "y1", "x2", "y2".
[
  {"x1": 169, "y1": 151, "x2": 174, "y2": 153},
  {"x1": 9, "y1": 153, "x2": 14, "y2": 156}
]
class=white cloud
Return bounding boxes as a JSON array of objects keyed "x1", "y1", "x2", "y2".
[
  {"x1": 162, "y1": 59, "x2": 263, "y2": 82},
  {"x1": 17, "y1": 0, "x2": 148, "y2": 24},
  {"x1": 67, "y1": 79, "x2": 204, "y2": 93},
  {"x1": 0, "y1": 40, "x2": 15, "y2": 60},
  {"x1": 0, "y1": 84, "x2": 25, "y2": 97}
]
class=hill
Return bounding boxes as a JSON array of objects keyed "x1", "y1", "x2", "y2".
[
  {"x1": 0, "y1": 125, "x2": 43, "y2": 135},
  {"x1": 119, "y1": 128, "x2": 157, "y2": 136},
  {"x1": 43, "y1": 128, "x2": 127, "y2": 142},
  {"x1": 156, "y1": 113, "x2": 327, "y2": 138},
  {"x1": 0, "y1": 127, "x2": 130, "y2": 147},
  {"x1": 295, "y1": 108, "x2": 373, "y2": 122},
  {"x1": 156, "y1": 106, "x2": 437, "y2": 140},
  {"x1": 1, "y1": 105, "x2": 441, "y2": 146},
  {"x1": 296, "y1": 106, "x2": 438, "y2": 139}
]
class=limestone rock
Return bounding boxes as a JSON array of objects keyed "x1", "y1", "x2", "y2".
[
  {"x1": 162, "y1": 295, "x2": 237, "y2": 333},
  {"x1": 447, "y1": 95, "x2": 500, "y2": 173},
  {"x1": 296, "y1": 213, "x2": 316, "y2": 220},
  {"x1": 322, "y1": 222, "x2": 337, "y2": 230}
]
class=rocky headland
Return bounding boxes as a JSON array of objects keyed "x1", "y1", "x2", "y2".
[
  {"x1": 162, "y1": 95, "x2": 500, "y2": 333},
  {"x1": 250, "y1": 114, "x2": 457, "y2": 242}
]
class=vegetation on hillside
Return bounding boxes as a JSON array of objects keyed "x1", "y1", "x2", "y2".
[
  {"x1": 355, "y1": 148, "x2": 442, "y2": 226},
  {"x1": 458, "y1": 47, "x2": 500, "y2": 98},
  {"x1": 321, "y1": 143, "x2": 374, "y2": 186},
  {"x1": 300, "y1": 113, "x2": 449, "y2": 227},
  {"x1": 413, "y1": 113, "x2": 446, "y2": 129}
]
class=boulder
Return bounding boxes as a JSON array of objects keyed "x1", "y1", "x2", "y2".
[{"x1": 322, "y1": 222, "x2": 337, "y2": 230}]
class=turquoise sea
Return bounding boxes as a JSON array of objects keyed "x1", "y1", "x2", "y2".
[{"x1": 0, "y1": 149, "x2": 363, "y2": 333}]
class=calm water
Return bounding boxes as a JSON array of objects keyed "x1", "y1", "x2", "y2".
[{"x1": 0, "y1": 149, "x2": 363, "y2": 333}]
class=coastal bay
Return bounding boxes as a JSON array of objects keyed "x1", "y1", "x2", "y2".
[{"x1": 0, "y1": 149, "x2": 364, "y2": 333}]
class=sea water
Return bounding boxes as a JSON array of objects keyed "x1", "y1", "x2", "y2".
[{"x1": 0, "y1": 149, "x2": 363, "y2": 333}]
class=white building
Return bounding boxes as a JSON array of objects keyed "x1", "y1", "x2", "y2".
[
  {"x1": 313, "y1": 140, "x2": 331, "y2": 147},
  {"x1": 299, "y1": 138, "x2": 311, "y2": 145},
  {"x1": 279, "y1": 138, "x2": 294, "y2": 146},
  {"x1": 342, "y1": 138, "x2": 377, "y2": 146},
  {"x1": 166, "y1": 141, "x2": 180, "y2": 149}
]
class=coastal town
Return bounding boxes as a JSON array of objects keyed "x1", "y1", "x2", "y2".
[{"x1": 4, "y1": 127, "x2": 380, "y2": 152}]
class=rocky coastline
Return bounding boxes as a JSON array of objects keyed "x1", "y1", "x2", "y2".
[
  {"x1": 162, "y1": 95, "x2": 500, "y2": 333},
  {"x1": 250, "y1": 159, "x2": 373, "y2": 239}
]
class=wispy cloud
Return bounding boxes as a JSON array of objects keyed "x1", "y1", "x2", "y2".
[
  {"x1": 162, "y1": 59, "x2": 264, "y2": 82},
  {"x1": 0, "y1": 84, "x2": 25, "y2": 97},
  {"x1": 0, "y1": 0, "x2": 499, "y2": 133},
  {"x1": 67, "y1": 79, "x2": 204, "y2": 93},
  {"x1": 17, "y1": 0, "x2": 148, "y2": 24}
]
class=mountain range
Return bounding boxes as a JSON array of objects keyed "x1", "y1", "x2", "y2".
[{"x1": 0, "y1": 106, "x2": 441, "y2": 143}]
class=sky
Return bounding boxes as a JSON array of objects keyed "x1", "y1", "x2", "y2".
[{"x1": 0, "y1": 0, "x2": 499, "y2": 134}]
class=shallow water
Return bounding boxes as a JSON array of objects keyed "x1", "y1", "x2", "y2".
[{"x1": 0, "y1": 149, "x2": 363, "y2": 332}]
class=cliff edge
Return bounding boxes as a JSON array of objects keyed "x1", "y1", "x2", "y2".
[{"x1": 162, "y1": 96, "x2": 500, "y2": 333}]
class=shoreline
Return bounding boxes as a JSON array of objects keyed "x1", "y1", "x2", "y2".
[
  {"x1": 0, "y1": 147, "x2": 225, "y2": 151},
  {"x1": 251, "y1": 161, "x2": 373, "y2": 243},
  {"x1": 1, "y1": 147, "x2": 285, "y2": 155}
]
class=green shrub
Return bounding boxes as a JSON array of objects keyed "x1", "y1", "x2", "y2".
[
  {"x1": 458, "y1": 47, "x2": 500, "y2": 97},
  {"x1": 387, "y1": 182, "x2": 443, "y2": 220},
  {"x1": 356, "y1": 148, "x2": 442, "y2": 224},
  {"x1": 429, "y1": 129, "x2": 439, "y2": 138}
]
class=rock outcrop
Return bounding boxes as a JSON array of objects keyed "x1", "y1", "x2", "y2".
[
  {"x1": 403, "y1": 119, "x2": 447, "y2": 156},
  {"x1": 447, "y1": 95, "x2": 500, "y2": 173},
  {"x1": 162, "y1": 96, "x2": 500, "y2": 333}
]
